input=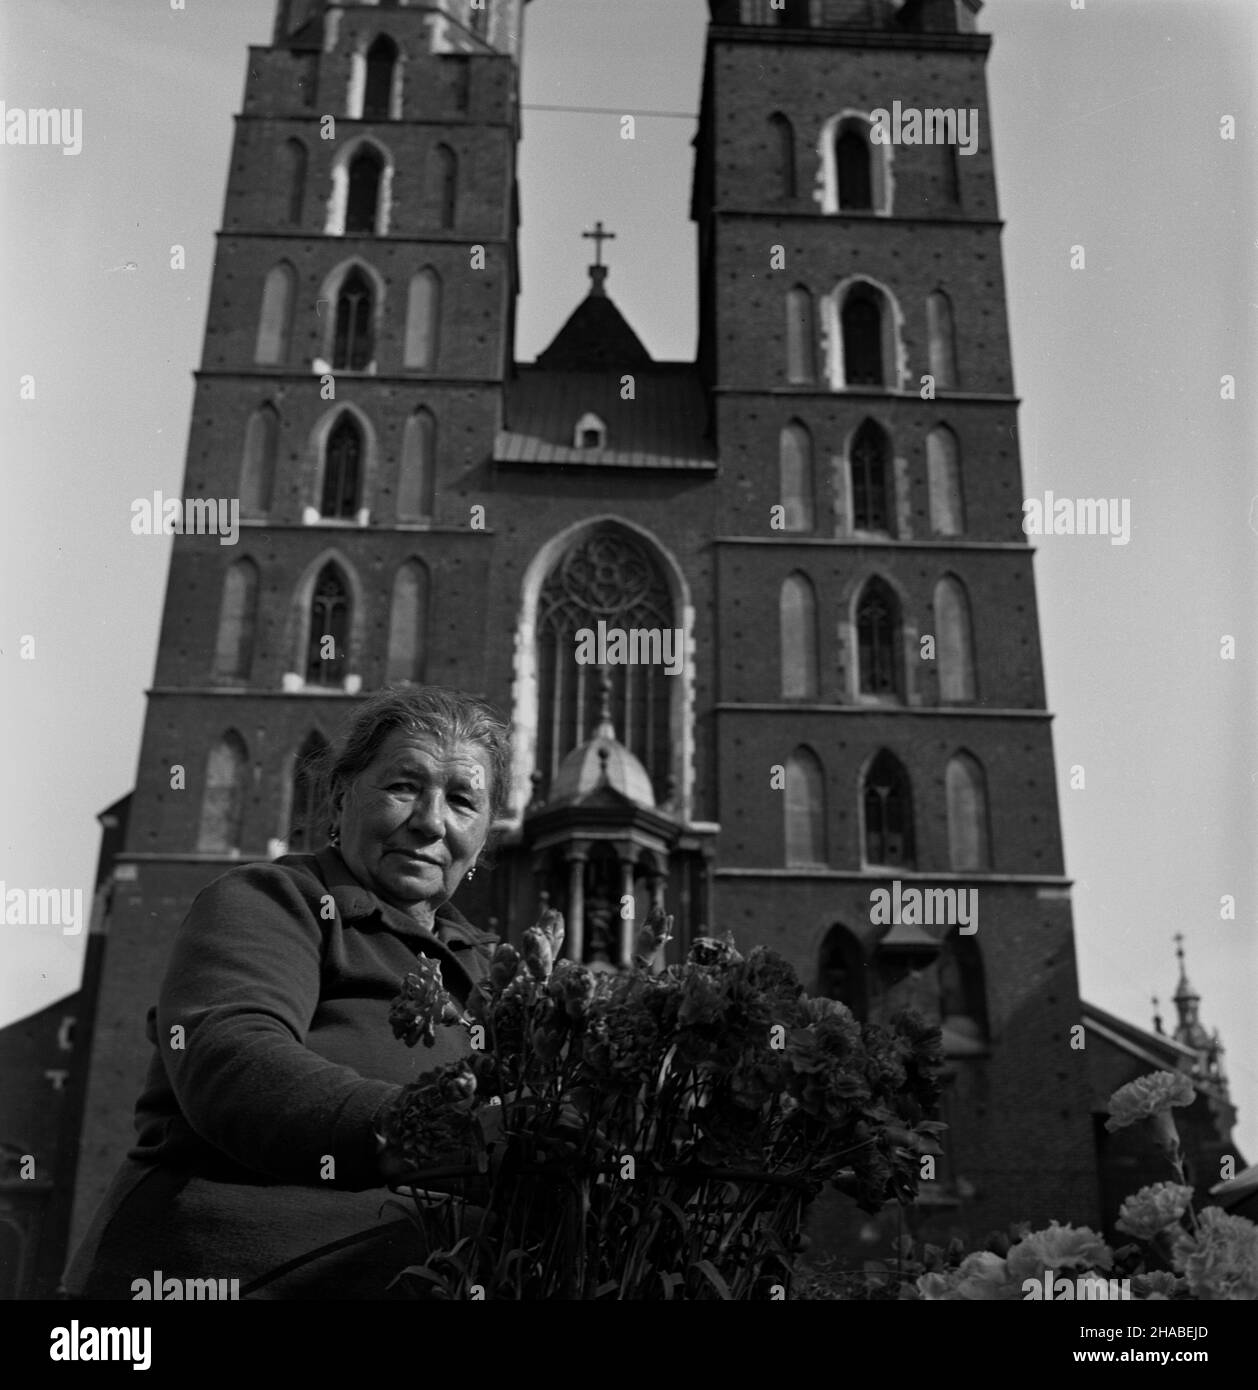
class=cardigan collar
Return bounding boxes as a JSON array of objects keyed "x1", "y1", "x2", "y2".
[{"x1": 310, "y1": 846, "x2": 499, "y2": 979}]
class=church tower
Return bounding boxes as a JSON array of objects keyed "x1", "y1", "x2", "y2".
[
  {"x1": 73, "y1": 0, "x2": 528, "y2": 1233},
  {"x1": 690, "y1": 0, "x2": 1098, "y2": 1239}
]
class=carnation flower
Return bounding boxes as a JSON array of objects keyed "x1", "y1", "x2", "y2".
[
  {"x1": 1005, "y1": 1222, "x2": 1113, "y2": 1281},
  {"x1": 389, "y1": 957, "x2": 460, "y2": 1047},
  {"x1": 547, "y1": 960, "x2": 597, "y2": 1021},
  {"x1": 688, "y1": 934, "x2": 742, "y2": 967},
  {"x1": 1131, "y1": 1270, "x2": 1186, "y2": 1300},
  {"x1": 488, "y1": 942, "x2": 521, "y2": 991},
  {"x1": 633, "y1": 905, "x2": 673, "y2": 966},
  {"x1": 1115, "y1": 1183, "x2": 1195, "y2": 1241},
  {"x1": 916, "y1": 1250, "x2": 1019, "y2": 1301},
  {"x1": 1104, "y1": 1070, "x2": 1195, "y2": 1135},
  {"x1": 521, "y1": 925, "x2": 556, "y2": 981},
  {"x1": 1171, "y1": 1206, "x2": 1258, "y2": 1300}
]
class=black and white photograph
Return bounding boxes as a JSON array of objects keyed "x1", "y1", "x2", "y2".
[{"x1": 1, "y1": 0, "x2": 1255, "y2": 1346}]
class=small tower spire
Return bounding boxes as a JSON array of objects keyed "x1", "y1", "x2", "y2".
[
  {"x1": 1170, "y1": 933, "x2": 1212, "y2": 1054},
  {"x1": 1151, "y1": 995, "x2": 1163, "y2": 1035},
  {"x1": 592, "y1": 667, "x2": 617, "y2": 740}
]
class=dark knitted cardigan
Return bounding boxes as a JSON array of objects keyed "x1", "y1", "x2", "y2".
[{"x1": 64, "y1": 848, "x2": 497, "y2": 1300}]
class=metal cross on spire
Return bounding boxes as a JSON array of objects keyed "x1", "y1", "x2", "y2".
[{"x1": 582, "y1": 220, "x2": 616, "y2": 268}]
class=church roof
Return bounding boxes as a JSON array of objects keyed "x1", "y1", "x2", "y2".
[
  {"x1": 549, "y1": 705, "x2": 656, "y2": 810},
  {"x1": 496, "y1": 364, "x2": 714, "y2": 472},
  {"x1": 536, "y1": 267, "x2": 652, "y2": 371}
]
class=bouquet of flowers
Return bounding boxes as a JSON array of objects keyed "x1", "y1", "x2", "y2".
[{"x1": 377, "y1": 906, "x2": 945, "y2": 1300}]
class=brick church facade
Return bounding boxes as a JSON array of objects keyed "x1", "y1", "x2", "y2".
[{"x1": 72, "y1": 0, "x2": 1116, "y2": 1253}]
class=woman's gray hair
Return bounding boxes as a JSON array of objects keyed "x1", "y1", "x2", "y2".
[{"x1": 324, "y1": 685, "x2": 513, "y2": 827}]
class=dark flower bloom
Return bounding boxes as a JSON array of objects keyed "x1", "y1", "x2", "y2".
[
  {"x1": 688, "y1": 933, "x2": 742, "y2": 967},
  {"x1": 389, "y1": 956, "x2": 460, "y2": 1048},
  {"x1": 489, "y1": 942, "x2": 521, "y2": 992}
]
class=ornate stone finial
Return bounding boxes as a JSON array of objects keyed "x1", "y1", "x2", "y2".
[
  {"x1": 593, "y1": 667, "x2": 617, "y2": 740},
  {"x1": 527, "y1": 768, "x2": 545, "y2": 811},
  {"x1": 597, "y1": 745, "x2": 611, "y2": 786},
  {"x1": 1151, "y1": 995, "x2": 1163, "y2": 1035}
]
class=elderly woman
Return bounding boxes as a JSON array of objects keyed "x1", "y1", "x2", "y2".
[{"x1": 65, "y1": 685, "x2": 510, "y2": 1299}]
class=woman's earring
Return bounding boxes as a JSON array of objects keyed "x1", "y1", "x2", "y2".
[
  {"x1": 329, "y1": 828, "x2": 341, "y2": 848},
  {"x1": 466, "y1": 865, "x2": 476, "y2": 882}
]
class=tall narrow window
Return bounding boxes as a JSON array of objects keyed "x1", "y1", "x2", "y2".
[
  {"x1": 321, "y1": 414, "x2": 363, "y2": 519},
  {"x1": 779, "y1": 422, "x2": 814, "y2": 532},
  {"x1": 836, "y1": 127, "x2": 873, "y2": 211},
  {"x1": 333, "y1": 268, "x2": 374, "y2": 371},
  {"x1": 849, "y1": 419, "x2": 890, "y2": 532},
  {"x1": 768, "y1": 113, "x2": 796, "y2": 199},
  {"x1": 213, "y1": 560, "x2": 259, "y2": 682},
  {"x1": 239, "y1": 404, "x2": 279, "y2": 517},
  {"x1": 780, "y1": 573, "x2": 818, "y2": 700},
  {"x1": 306, "y1": 564, "x2": 350, "y2": 686},
  {"x1": 926, "y1": 290, "x2": 959, "y2": 389},
  {"x1": 280, "y1": 139, "x2": 307, "y2": 226},
  {"x1": 288, "y1": 731, "x2": 328, "y2": 852},
  {"x1": 254, "y1": 262, "x2": 294, "y2": 366},
  {"x1": 947, "y1": 752, "x2": 991, "y2": 870},
  {"x1": 941, "y1": 145, "x2": 961, "y2": 207},
  {"x1": 786, "y1": 286, "x2": 816, "y2": 385},
  {"x1": 363, "y1": 36, "x2": 399, "y2": 121},
  {"x1": 399, "y1": 408, "x2": 436, "y2": 520},
  {"x1": 452, "y1": 56, "x2": 471, "y2": 114},
  {"x1": 197, "y1": 731, "x2": 248, "y2": 853},
  {"x1": 818, "y1": 924, "x2": 868, "y2": 1021},
  {"x1": 856, "y1": 577, "x2": 901, "y2": 698},
  {"x1": 926, "y1": 425, "x2": 965, "y2": 535},
  {"x1": 784, "y1": 747, "x2": 825, "y2": 867},
  {"x1": 934, "y1": 575, "x2": 976, "y2": 703},
  {"x1": 536, "y1": 524, "x2": 674, "y2": 799},
  {"x1": 346, "y1": 147, "x2": 384, "y2": 235},
  {"x1": 842, "y1": 286, "x2": 884, "y2": 386},
  {"x1": 386, "y1": 560, "x2": 429, "y2": 685},
  {"x1": 862, "y1": 749, "x2": 914, "y2": 868},
  {"x1": 430, "y1": 144, "x2": 457, "y2": 229},
  {"x1": 402, "y1": 268, "x2": 440, "y2": 370}
]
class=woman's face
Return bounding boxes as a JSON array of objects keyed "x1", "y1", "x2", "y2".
[{"x1": 334, "y1": 728, "x2": 494, "y2": 920}]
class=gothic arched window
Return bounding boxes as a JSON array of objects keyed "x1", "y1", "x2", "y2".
[
  {"x1": 254, "y1": 262, "x2": 295, "y2": 366},
  {"x1": 856, "y1": 577, "x2": 901, "y2": 698},
  {"x1": 386, "y1": 560, "x2": 429, "y2": 685},
  {"x1": 946, "y1": 751, "x2": 991, "y2": 870},
  {"x1": 780, "y1": 572, "x2": 818, "y2": 700},
  {"x1": 934, "y1": 575, "x2": 976, "y2": 702},
  {"x1": 197, "y1": 731, "x2": 248, "y2": 853},
  {"x1": 784, "y1": 746, "x2": 826, "y2": 867},
  {"x1": 321, "y1": 415, "x2": 363, "y2": 519},
  {"x1": 786, "y1": 286, "x2": 816, "y2": 385},
  {"x1": 779, "y1": 421, "x2": 814, "y2": 531},
  {"x1": 306, "y1": 564, "x2": 350, "y2": 686},
  {"x1": 836, "y1": 126, "x2": 873, "y2": 211},
  {"x1": 535, "y1": 525, "x2": 674, "y2": 799},
  {"x1": 926, "y1": 425, "x2": 964, "y2": 535},
  {"x1": 240, "y1": 404, "x2": 279, "y2": 517},
  {"x1": 768, "y1": 112, "x2": 796, "y2": 199},
  {"x1": 399, "y1": 408, "x2": 436, "y2": 520},
  {"x1": 818, "y1": 923, "x2": 868, "y2": 1022},
  {"x1": 333, "y1": 268, "x2": 374, "y2": 371},
  {"x1": 849, "y1": 419, "x2": 890, "y2": 533},
  {"x1": 938, "y1": 928, "x2": 990, "y2": 1053},
  {"x1": 346, "y1": 147, "x2": 384, "y2": 235},
  {"x1": 842, "y1": 285, "x2": 884, "y2": 386},
  {"x1": 430, "y1": 144, "x2": 458, "y2": 229},
  {"x1": 280, "y1": 139, "x2": 307, "y2": 226},
  {"x1": 287, "y1": 730, "x2": 328, "y2": 852},
  {"x1": 862, "y1": 749, "x2": 914, "y2": 868},
  {"x1": 213, "y1": 559, "x2": 259, "y2": 683},
  {"x1": 404, "y1": 268, "x2": 441, "y2": 370},
  {"x1": 927, "y1": 290, "x2": 959, "y2": 389},
  {"x1": 363, "y1": 36, "x2": 399, "y2": 121}
]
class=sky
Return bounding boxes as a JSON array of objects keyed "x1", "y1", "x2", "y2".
[{"x1": 1, "y1": 0, "x2": 1255, "y2": 1156}]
